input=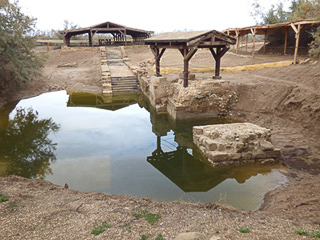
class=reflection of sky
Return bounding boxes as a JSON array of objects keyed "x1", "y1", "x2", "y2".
[{"x1": 12, "y1": 91, "x2": 287, "y2": 210}]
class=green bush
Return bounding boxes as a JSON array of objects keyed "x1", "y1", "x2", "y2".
[
  {"x1": 0, "y1": 0, "x2": 44, "y2": 91},
  {"x1": 309, "y1": 26, "x2": 320, "y2": 58}
]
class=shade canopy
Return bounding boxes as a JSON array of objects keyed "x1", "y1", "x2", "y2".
[
  {"x1": 60, "y1": 21, "x2": 153, "y2": 46},
  {"x1": 144, "y1": 30, "x2": 236, "y2": 87}
]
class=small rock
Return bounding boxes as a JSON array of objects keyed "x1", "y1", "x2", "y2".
[{"x1": 174, "y1": 232, "x2": 206, "y2": 240}]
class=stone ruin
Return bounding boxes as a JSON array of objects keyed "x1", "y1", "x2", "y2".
[
  {"x1": 136, "y1": 74, "x2": 238, "y2": 120},
  {"x1": 193, "y1": 123, "x2": 281, "y2": 167}
]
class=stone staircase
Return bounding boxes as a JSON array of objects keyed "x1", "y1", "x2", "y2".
[
  {"x1": 102, "y1": 48, "x2": 140, "y2": 93},
  {"x1": 111, "y1": 76, "x2": 140, "y2": 92}
]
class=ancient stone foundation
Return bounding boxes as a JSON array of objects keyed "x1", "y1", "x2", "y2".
[
  {"x1": 193, "y1": 123, "x2": 281, "y2": 167},
  {"x1": 138, "y1": 74, "x2": 238, "y2": 120}
]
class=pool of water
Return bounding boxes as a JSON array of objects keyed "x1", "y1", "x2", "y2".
[{"x1": 0, "y1": 90, "x2": 288, "y2": 210}]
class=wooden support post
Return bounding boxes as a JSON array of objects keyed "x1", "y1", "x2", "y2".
[
  {"x1": 236, "y1": 30, "x2": 240, "y2": 54},
  {"x1": 263, "y1": 30, "x2": 267, "y2": 54},
  {"x1": 63, "y1": 34, "x2": 71, "y2": 47},
  {"x1": 155, "y1": 48, "x2": 161, "y2": 76},
  {"x1": 292, "y1": 24, "x2": 301, "y2": 64},
  {"x1": 89, "y1": 30, "x2": 93, "y2": 47},
  {"x1": 215, "y1": 48, "x2": 221, "y2": 78},
  {"x1": 179, "y1": 47, "x2": 198, "y2": 87},
  {"x1": 124, "y1": 29, "x2": 127, "y2": 46},
  {"x1": 183, "y1": 57, "x2": 189, "y2": 88},
  {"x1": 150, "y1": 47, "x2": 166, "y2": 77},
  {"x1": 251, "y1": 28, "x2": 256, "y2": 58},
  {"x1": 246, "y1": 35, "x2": 248, "y2": 52},
  {"x1": 284, "y1": 28, "x2": 288, "y2": 55},
  {"x1": 47, "y1": 42, "x2": 50, "y2": 52},
  {"x1": 209, "y1": 46, "x2": 229, "y2": 79}
]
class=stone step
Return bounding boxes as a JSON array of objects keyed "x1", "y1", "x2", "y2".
[
  {"x1": 112, "y1": 87, "x2": 140, "y2": 92},
  {"x1": 111, "y1": 83, "x2": 139, "y2": 87},
  {"x1": 111, "y1": 79, "x2": 138, "y2": 83},
  {"x1": 111, "y1": 76, "x2": 137, "y2": 81}
]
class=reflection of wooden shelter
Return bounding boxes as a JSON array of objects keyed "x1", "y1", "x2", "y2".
[
  {"x1": 67, "y1": 91, "x2": 139, "y2": 111},
  {"x1": 147, "y1": 140, "x2": 278, "y2": 192},
  {"x1": 144, "y1": 30, "x2": 236, "y2": 87},
  {"x1": 224, "y1": 20, "x2": 320, "y2": 64},
  {"x1": 59, "y1": 21, "x2": 153, "y2": 47},
  {"x1": 147, "y1": 145, "x2": 226, "y2": 192}
]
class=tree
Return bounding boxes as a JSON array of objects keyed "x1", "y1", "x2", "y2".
[
  {"x1": 0, "y1": 0, "x2": 44, "y2": 91},
  {"x1": 0, "y1": 107, "x2": 60, "y2": 179}
]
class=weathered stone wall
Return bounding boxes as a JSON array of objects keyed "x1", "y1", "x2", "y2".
[
  {"x1": 100, "y1": 47, "x2": 112, "y2": 94},
  {"x1": 193, "y1": 123, "x2": 281, "y2": 167},
  {"x1": 137, "y1": 74, "x2": 238, "y2": 120}
]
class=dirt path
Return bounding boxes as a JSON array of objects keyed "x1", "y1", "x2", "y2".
[{"x1": 1, "y1": 46, "x2": 320, "y2": 239}]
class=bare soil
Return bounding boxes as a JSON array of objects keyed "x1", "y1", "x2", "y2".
[{"x1": 1, "y1": 46, "x2": 320, "y2": 239}]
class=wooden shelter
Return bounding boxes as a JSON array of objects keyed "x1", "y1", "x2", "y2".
[
  {"x1": 144, "y1": 30, "x2": 236, "y2": 87},
  {"x1": 59, "y1": 21, "x2": 153, "y2": 47},
  {"x1": 224, "y1": 20, "x2": 320, "y2": 64}
]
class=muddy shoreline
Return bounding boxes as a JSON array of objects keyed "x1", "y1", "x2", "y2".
[{"x1": 1, "y1": 46, "x2": 320, "y2": 239}]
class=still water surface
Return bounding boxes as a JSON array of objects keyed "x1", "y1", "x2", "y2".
[{"x1": 0, "y1": 91, "x2": 287, "y2": 210}]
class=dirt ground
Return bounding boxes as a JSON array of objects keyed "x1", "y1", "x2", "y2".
[{"x1": 1, "y1": 46, "x2": 320, "y2": 239}]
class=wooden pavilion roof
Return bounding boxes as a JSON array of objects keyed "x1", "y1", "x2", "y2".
[
  {"x1": 145, "y1": 30, "x2": 236, "y2": 48},
  {"x1": 144, "y1": 30, "x2": 236, "y2": 87},
  {"x1": 59, "y1": 21, "x2": 153, "y2": 38},
  {"x1": 224, "y1": 19, "x2": 320, "y2": 36}
]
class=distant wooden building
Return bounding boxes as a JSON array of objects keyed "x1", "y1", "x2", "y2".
[
  {"x1": 144, "y1": 30, "x2": 236, "y2": 87},
  {"x1": 59, "y1": 21, "x2": 153, "y2": 47},
  {"x1": 224, "y1": 20, "x2": 320, "y2": 64}
]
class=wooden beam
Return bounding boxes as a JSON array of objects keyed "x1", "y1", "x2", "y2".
[
  {"x1": 235, "y1": 30, "x2": 240, "y2": 54},
  {"x1": 245, "y1": 35, "x2": 248, "y2": 52},
  {"x1": 155, "y1": 47, "x2": 161, "y2": 76},
  {"x1": 150, "y1": 47, "x2": 166, "y2": 76},
  {"x1": 290, "y1": 23, "x2": 298, "y2": 34},
  {"x1": 284, "y1": 27, "x2": 288, "y2": 55},
  {"x1": 88, "y1": 30, "x2": 93, "y2": 47},
  {"x1": 209, "y1": 48, "x2": 217, "y2": 60},
  {"x1": 251, "y1": 28, "x2": 256, "y2": 58},
  {"x1": 182, "y1": 48, "x2": 189, "y2": 87},
  {"x1": 209, "y1": 46, "x2": 230, "y2": 79},
  {"x1": 263, "y1": 30, "x2": 267, "y2": 54},
  {"x1": 293, "y1": 24, "x2": 301, "y2": 64},
  {"x1": 125, "y1": 29, "x2": 127, "y2": 46},
  {"x1": 159, "y1": 48, "x2": 166, "y2": 58},
  {"x1": 185, "y1": 47, "x2": 198, "y2": 61}
]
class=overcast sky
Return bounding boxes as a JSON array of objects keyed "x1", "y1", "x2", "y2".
[{"x1": 17, "y1": 0, "x2": 290, "y2": 33}]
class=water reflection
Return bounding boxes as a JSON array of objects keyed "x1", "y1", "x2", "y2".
[
  {"x1": 0, "y1": 106, "x2": 60, "y2": 179},
  {"x1": 147, "y1": 143, "x2": 282, "y2": 192},
  {"x1": 67, "y1": 91, "x2": 139, "y2": 111},
  {"x1": 0, "y1": 91, "x2": 287, "y2": 210}
]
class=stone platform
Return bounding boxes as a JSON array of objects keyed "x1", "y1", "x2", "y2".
[
  {"x1": 143, "y1": 75, "x2": 238, "y2": 120},
  {"x1": 193, "y1": 123, "x2": 281, "y2": 167}
]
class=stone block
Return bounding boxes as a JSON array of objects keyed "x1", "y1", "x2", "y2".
[
  {"x1": 193, "y1": 127, "x2": 204, "y2": 135},
  {"x1": 193, "y1": 123, "x2": 281, "y2": 167},
  {"x1": 208, "y1": 152, "x2": 229, "y2": 162},
  {"x1": 252, "y1": 150, "x2": 266, "y2": 159},
  {"x1": 260, "y1": 141, "x2": 274, "y2": 151},
  {"x1": 242, "y1": 152, "x2": 253, "y2": 160},
  {"x1": 204, "y1": 139, "x2": 218, "y2": 151},
  {"x1": 101, "y1": 65, "x2": 110, "y2": 72}
]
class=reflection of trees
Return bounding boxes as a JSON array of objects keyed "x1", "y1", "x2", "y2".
[{"x1": 0, "y1": 107, "x2": 60, "y2": 179}]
